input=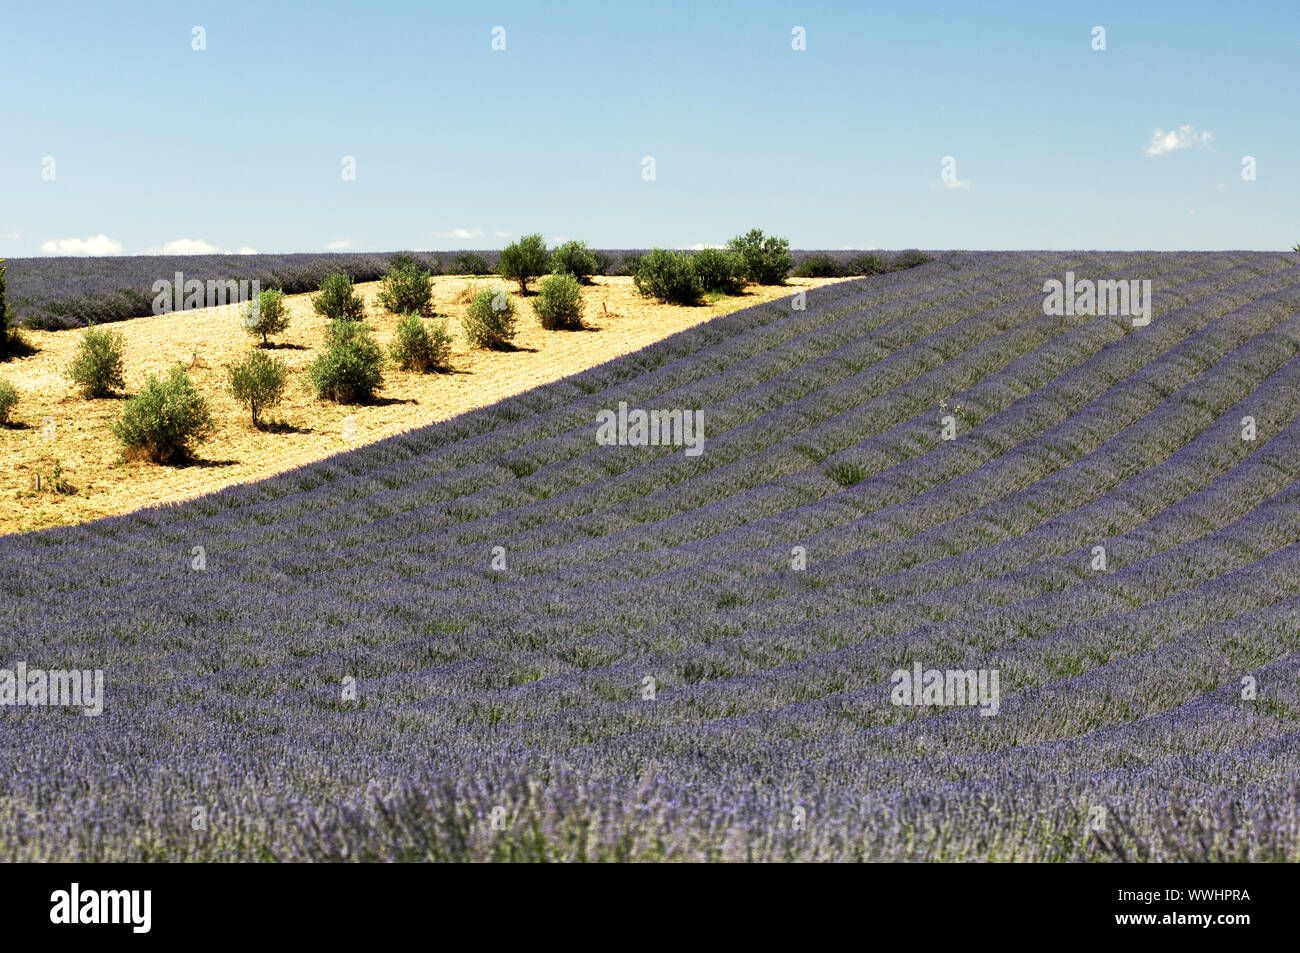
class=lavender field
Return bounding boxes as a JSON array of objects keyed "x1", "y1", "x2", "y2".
[
  {"x1": 1, "y1": 251, "x2": 467, "y2": 329},
  {"x1": 2, "y1": 250, "x2": 1299, "y2": 861},
  {"x1": 2, "y1": 249, "x2": 904, "y2": 329}
]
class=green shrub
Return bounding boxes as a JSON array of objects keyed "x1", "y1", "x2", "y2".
[
  {"x1": 46, "y1": 460, "x2": 74, "y2": 495},
  {"x1": 389, "y1": 314, "x2": 452, "y2": 371},
  {"x1": 312, "y1": 272, "x2": 367, "y2": 322},
  {"x1": 891, "y1": 249, "x2": 932, "y2": 270},
  {"x1": 727, "y1": 228, "x2": 792, "y2": 285},
  {"x1": 615, "y1": 253, "x2": 643, "y2": 277},
  {"x1": 690, "y1": 248, "x2": 746, "y2": 294},
  {"x1": 550, "y1": 240, "x2": 598, "y2": 284},
  {"x1": 462, "y1": 288, "x2": 517, "y2": 349},
  {"x1": 377, "y1": 261, "x2": 433, "y2": 316},
  {"x1": 242, "y1": 288, "x2": 291, "y2": 345},
  {"x1": 498, "y1": 234, "x2": 550, "y2": 295},
  {"x1": 592, "y1": 251, "x2": 614, "y2": 276},
  {"x1": 633, "y1": 249, "x2": 703, "y2": 305},
  {"x1": 227, "y1": 349, "x2": 290, "y2": 427},
  {"x1": 533, "y1": 273, "x2": 584, "y2": 330},
  {"x1": 793, "y1": 254, "x2": 843, "y2": 278},
  {"x1": 0, "y1": 380, "x2": 17, "y2": 424},
  {"x1": 0, "y1": 258, "x2": 29, "y2": 355},
  {"x1": 449, "y1": 252, "x2": 491, "y2": 275},
  {"x1": 0, "y1": 259, "x2": 14, "y2": 352},
  {"x1": 307, "y1": 319, "x2": 385, "y2": 403},
  {"x1": 843, "y1": 253, "x2": 889, "y2": 276},
  {"x1": 67, "y1": 325, "x2": 126, "y2": 397},
  {"x1": 110, "y1": 366, "x2": 215, "y2": 462}
]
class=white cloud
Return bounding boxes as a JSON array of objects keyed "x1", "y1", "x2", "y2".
[
  {"x1": 0, "y1": 231, "x2": 21, "y2": 241},
  {"x1": 39, "y1": 234, "x2": 123, "y2": 256},
  {"x1": 144, "y1": 238, "x2": 220, "y2": 255},
  {"x1": 549, "y1": 235, "x2": 569, "y2": 245},
  {"x1": 686, "y1": 242, "x2": 725, "y2": 250},
  {"x1": 493, "y1": 231, "x2": 512, "y2": 238},
  {"x1": 1144, "y1": 125, "x2": 1214, "y2": 156},
  {"x1": 141, "y1": 238, "x2": 259, "y2": 255},
  {"x1": 840, "y1": 245, "x2": 879, "y2": 251},
  {"x1": 325, "y1": 238, "x2": 355, "y2": 250},
  {"x1": 433, "y1": 227, "x2": 485, "y2": 241}
]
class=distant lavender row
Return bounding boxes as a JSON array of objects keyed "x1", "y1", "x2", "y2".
[
  {"x1": 2, "y1": 251, "x2": 484, "y2": 329},
  {"x1": 4, "y1": 249, "x2": 925, "y2": 330}
]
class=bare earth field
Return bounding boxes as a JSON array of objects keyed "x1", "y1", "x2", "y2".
[{"x1": 0, "y1": 274, "x2": 844, "y2": 534}]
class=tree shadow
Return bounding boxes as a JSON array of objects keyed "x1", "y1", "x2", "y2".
[
  {"x1": 0, "y1": 337, "x2": 40, "y2": 360},
  {"x1": 257, "y1": 420, "x2": 312, "y2": 434},
  {"x1": 486, "y1": 342, "x2": 538, "y2": 353},
  {"x1": 410, "y1": 366, "x2": 471, "y2": 376},
  {"x1": 365, "y1": 396, "x2": 419, "y2": 407},
  {"x1": 169, "y1": 457, "x2": 240, "y2": 470},
  {"x1": 1, "y1": 420, "x2": 33, "y2": 430},
  {"x1": 259, "y1": 342, "x2": 310, "y2": 351}
]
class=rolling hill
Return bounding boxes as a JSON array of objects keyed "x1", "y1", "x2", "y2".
[{"x1": 2, "y1": 250, "x2": 1298, "y2": 861}]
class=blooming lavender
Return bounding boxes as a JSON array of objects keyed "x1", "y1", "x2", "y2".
[{"x1": 1, "y1": 251, "x2": 1298, "y2": 861}]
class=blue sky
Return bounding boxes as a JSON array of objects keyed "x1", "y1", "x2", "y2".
[{"x1": 1, "y1": 0, "x2": 1296, "y2": 255}]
